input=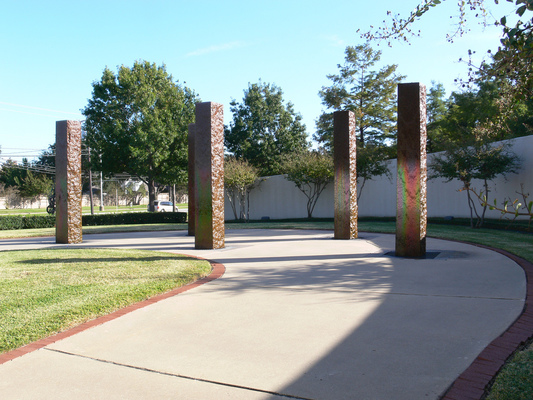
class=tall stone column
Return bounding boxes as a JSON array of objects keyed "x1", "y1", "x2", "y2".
[
  {"x1": 194, "y1": 102, "x2": 225, "y2": 249},
  {"x1": 333, "y1": 110, "x2": 358, "y2": 239},
  {"x1": 55, "y1": 120, "x2": 83, "y2": 244},
  {"x1": 395, "y1": 83, "x2": 427, "y2": 258},
  {"x1": 188, "y1": 123, "x2": 196, "y2": 236}
]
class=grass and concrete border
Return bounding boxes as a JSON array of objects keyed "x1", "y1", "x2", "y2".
[{"x1": 0, "y1": 218, "x2": 531, "y2": 398}]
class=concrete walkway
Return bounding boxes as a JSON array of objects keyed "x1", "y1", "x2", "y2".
[{"x1": 0, "y1": 229, "x2": 527, "y2": 399}]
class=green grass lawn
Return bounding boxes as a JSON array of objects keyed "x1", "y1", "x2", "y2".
[
  {"x1": 0, "y1": 248, "x2": 211, "y2": 353},
  {"x1": 486, "y1": 346, "x2": 533, "y2": 400}
]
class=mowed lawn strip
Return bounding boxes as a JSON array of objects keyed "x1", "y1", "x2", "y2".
[{"x1": 0, "y1": 248, "x2": 211, "y2": 353}]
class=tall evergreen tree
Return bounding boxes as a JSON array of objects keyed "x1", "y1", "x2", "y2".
[
  {"x1": 225, "y1": 81, "x2": 309, "y2": 176},
  {"x1": 426, "y1": 82, "x2": 448, "y2": 153},
  {"x1": 315, "y1": 43, "x2": 402, "y2": 199},
  {"x1": 315, "y1": 43, "x2": 405, "y2": 150}
]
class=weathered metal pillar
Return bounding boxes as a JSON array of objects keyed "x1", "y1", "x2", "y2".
[
  {"x1": 188, "y1": 123, "x2": 196, "y2": 236},
  {"x1": 396, "y1": 83, "x2": 427, "y2": 258},
  {"x1": 333, "y1": 110, "x2": 358, "y2": 239},
  {"x1": 55, "y1": 120, "x2": 83, "y2": 244},
  {"x1": 194, "y1": 102, "x2": 225, "y2": 249}
]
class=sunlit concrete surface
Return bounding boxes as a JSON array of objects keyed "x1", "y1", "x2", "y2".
[{"x1": 0, "y1": 230, "x2": 526, "y2": 399}]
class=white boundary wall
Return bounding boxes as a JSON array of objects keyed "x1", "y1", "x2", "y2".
[{"x1": 225, "y1": 135, "x2": 533, "y2": 220}]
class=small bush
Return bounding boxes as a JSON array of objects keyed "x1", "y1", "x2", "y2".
[{"x1": 0, "y1": 212, "x2": 187, "y2": 230}]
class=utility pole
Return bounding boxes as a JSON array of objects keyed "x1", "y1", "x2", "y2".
[
  {"x1": 88, "y1": 147, "x2": 94, "y2": 215},
  {"x1": 99, "y1": 170, "x2": 104, "y2": 211},
  {"x1": 172, "y1": 184, "x2": 176, "y2": 212}
]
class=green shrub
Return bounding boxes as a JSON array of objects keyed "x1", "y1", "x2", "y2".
[
  {"x1": 82, "y1": 212, "x2": 187, "y2": 226},
  {"x1": 22, "y1": 215, "x2": 56, "y2": 229},
  {"x1": 0, "y1": 216, "x2": 25, "y2": 230},
  {"x1": 0, "y1": 212, "x2": 187, "y2": 230},
  {"x1": 0, "y1": 215, "x2": 55, "y2": 230}
]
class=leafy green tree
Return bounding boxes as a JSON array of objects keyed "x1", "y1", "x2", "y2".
[
  {"x1": 224, "y1": 157, "x2": 260, "y2": 221},
  {"x1": 16, "y1": 171, "x2": 52, "y2": 205},
  {"x1": 225, "y1": 81, "x2": 309, "y2": 176},
  {"x1": 481, "y1": 0, "x2": 533, "y2": 99},
  {"x1": 428, "y1": 77, "x2": 526, "y2": 229},
  {"x1": 283, "y1": 151, "x2": 334, "y2": 218},
  {"x1": 430, "y1": 141, "x2": 521, "y2": 228},
  {"x1": 124, "y1": 181, "x2": 147, "y2": 206},
  {"x1": 0, "y1": 159, "x2": 27, "y2": 188},
  {"x1": 82, "y1": 61, "x2": 199, "y2": 211},
  {"x1": 435, "y1": 78, "x2": 532, "y2": 150},
  {"x1": 439, "y1": 87, "x2": 495, "y2": 146},
  {"x1": 426, "y1": 82, "x2": 448, "y2": 153},
  {"x1": 315, "y1": 43, "x2": 404, "y2": 149},
  {"x1": 103, "y1": 180, "x2": 127, "y2": 207},
  {"x1": 0, "y1": 159, "x2": 52, "y2": 207}
]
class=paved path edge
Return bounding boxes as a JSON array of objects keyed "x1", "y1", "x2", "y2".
[
  {"x1": 0, "y1": 256, "x2": 225, "y2": 365},
  {"x1": 441, "y1": 243, "x2": 533, "y2": 400}
]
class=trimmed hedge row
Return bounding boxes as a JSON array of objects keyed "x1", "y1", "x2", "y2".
[
  {"x1": 83, "y1": 212, "x2": 187, "y2": 226},
  {"x1": 0, "y1": 212, "x2": 187, "y2": 231},
  {"x1": 0, "y1": 215, "x2": 56, "y2": 230}
]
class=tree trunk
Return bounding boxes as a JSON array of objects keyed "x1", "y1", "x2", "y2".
[
  {"x1": 172, "y1": 184, "x2": 176, "y2": 212},
  {"x1": 246, "y1": 189, "x2": 251, "y2": 222},
  {"x1": 464, "y1": 182, "x2": 475, "y2": 228},
  {"x1": 226, "y1": 189, "x2": 239, "y2": 220},
  {"x1": 148, "y1": 180, "x2": 156, "y2": 212},
  {"x1": 479, "y1": 179, "x2": 489, "y2": 228},
  {"x1": 239, "y1": 190, "x2": 246, "y2": 221},
  {"x1": 88, "y1": 148, "x2": 94, "y2": 215}
]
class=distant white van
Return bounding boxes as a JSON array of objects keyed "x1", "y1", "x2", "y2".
[{"x1": 148, "y1": 200, "x2": 174, "y2": 212}]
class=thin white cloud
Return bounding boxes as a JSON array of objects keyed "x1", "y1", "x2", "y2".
[
  {"x1": 0, "y1": 107, "x2": 60, "y2": 118},
  {"x1": 322, "y1": 34, "x2": 346, "y2": 48},
  {"x1": 185, "y1": 41, "x2": 247, "y2": 57},
  {"x1": 0, "y1": 101, "x2": 81, "y2": 116}
]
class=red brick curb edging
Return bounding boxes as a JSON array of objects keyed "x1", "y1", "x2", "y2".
[
  {"x1": 441, "y1": 245, "x2": 533, "y2": 400},
  {"x1": 0, "y1": 256, "x2": 225, "y2": 365}
]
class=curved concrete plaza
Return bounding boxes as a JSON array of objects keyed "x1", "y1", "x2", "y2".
[{"x1": 0, "y1": 229, "x2": 528, "y2": 399}]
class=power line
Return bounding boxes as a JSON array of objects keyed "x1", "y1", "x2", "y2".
[
  {"x1": 0, "y1": 160, "x2": 140, "y2": 181},
  {"x1": 0, "y1": 101, "x2": 82, "y2": 116},
  {"x1": 1, "y1": 147, "x2": 91, "y2": 158}
]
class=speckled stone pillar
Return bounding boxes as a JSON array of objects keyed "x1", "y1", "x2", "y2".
[
  {"x1": 55, "y1": 120, "x2": 82, "y2": 244},
  {"x1": 188, "y1": 123, "x2": 196, "y2": 236},
  {"x1": 333, "y1": 110, "x2": 358, "y2": 239},
  {"x1": 396, "y1": 83, "x2": 427, "y2": 258},
  {"x1": 194, "y1": 102, "x2": 225, "y2": 249}
]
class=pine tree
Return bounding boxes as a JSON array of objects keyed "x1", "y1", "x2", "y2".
[{"x1": 315, "y1": 43, "x2": 404, "y2": 150}]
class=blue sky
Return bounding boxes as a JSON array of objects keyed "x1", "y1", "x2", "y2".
[{"x1": 0, "y1": 0, "x2": 517, "y2": 162}]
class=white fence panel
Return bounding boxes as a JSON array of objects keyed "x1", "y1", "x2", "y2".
[{"x1": 225, "y1": 135, "x2": 533, "y2": 220}]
